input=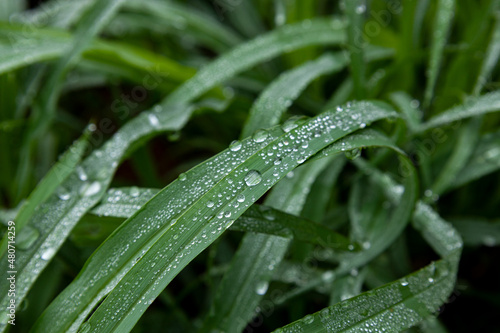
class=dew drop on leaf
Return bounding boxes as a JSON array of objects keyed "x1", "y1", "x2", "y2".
[
  {"x1": 41, "y1": 247, "x2": 56, "y2": 260},
  {"x1": 229, "y1": 140, "x2": 242, "y2": 151},
  {"x1": 244, "y1": 170, "x2": 262, "y2": 186},
  {"x1": 130, "y1": 186, "x2": 140, "y2": 198},
  {"x1": 252, "y1": 129, "x2": 269, "y2": 143},
  {"x1": 178, "y1": 173, "x2": 187, "y2": 181},
  {"x1": 80, "y1": 181, "x2": 102, "y2": 197},
  {"x1": 255, "y1": 281, "x2": 269, "y2": 295}
]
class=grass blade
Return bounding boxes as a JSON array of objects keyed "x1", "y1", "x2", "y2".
[
  {"x1": 451, "y1": 129, "x2": 500, "y2": 188},
  {"x1": 423, "y1": 0, "x2": 455, "y2": 108},
  {"x1": 0, "y1": 133, "x2": 88, "y2": 256},
  {"x1": 163, "y1": 18, "x2": 347, "y2": 106},
  {"x1": 0, "y1": 105, "x2": 192, "y2": 332},
  {"x1": 201, "y1": 158, "x2": 334, "y2": 333},
  {"x1": 33, "y1": 101, "x2": 396, "y2": 333},
  {"x1": 274, "y1": 172, "x2": 461, "y2": 333},
  {"x1": 421, "y1": 90, "x2": 500, "y2": 130},
  {"x1": 241, "y1": 53, "x2": 348, "y2": 138},
  {"x1": 86, "y1": 188, "x2": 354, "y2": 251},
  {"x1": 430, "y1": 118, "x2": 480, "y2": 196},
  {"x1": 344, "y1": 0, "x2": 367, "y2": 99},
  {"x1": 123, "y1": 0, "x2": 242, "y2": 52},
  {"x1": 474, "y1": 9, "x2": 500, "y2": 95}
]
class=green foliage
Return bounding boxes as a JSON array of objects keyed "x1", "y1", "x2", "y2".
[{"x1": 0, "y1": 0, "x2": 499, "y2": 332}]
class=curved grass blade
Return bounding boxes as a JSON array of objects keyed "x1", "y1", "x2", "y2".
[
  {"x1": 451, "y1": 129, "x2": 500, "y2": 188},
  {"x1": 16, "y1": 0, "x2": 125, "y2": 201},
  {"x1": 430, "y1": 118, "x2": 480, "y2": 196},
  {"x1": 264, "y1": 131, "x2": 417, "y2": 306},
  {"x1": 33, "y1": 101, "x2": 397, "y2": 333},
  {"x1": 241, "y1": 53, "x2": 348, "y2": 138},
  {"x1": 274, "y1": 178, "x2": 461, "y2": 333},
  {"x1": 0, "y1": 105, "x2": 192, "y2": 332},
  {"x1": 390, "y1": 92, "x2": 422, "y2": 133},
  {"x1": 0, "y1": 23, "x2": 194, "y2": 83},
  {"x1": 452, "y1": 217, "x2": 500, "y2": 247},
  {"x1": 344, "y1": 0, "x2": 367, "y2": 99},
  {"x1": 123, "y1": 0, "x2": 242, "y2": 52},
  {"x1": 1, "y1": 20, "x2": 354, "y2": 329},
  {"x1": 420, "y1": 90, "x2": 500, "y2": 130},
  {"x1": 201, "y1": 158, "x2": 334, "y2": 333},
  {"x1": 423, "y1": 0, "x2": 455, "y2": 108},
  {"x1": 474, "y1": 10, "x2": 500, "y2": 95},
  {"x1": 89, "y1": 190, "x2": 353, "y2": 251},
  {"x1": 0, "y1": 133, "x2": 88, "y2": 256},
  {"x1": 163, "y1": 17, "x2": 347, "y2": 106}
]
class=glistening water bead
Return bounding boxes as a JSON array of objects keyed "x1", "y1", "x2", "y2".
[{"x1": 244, "y1": 170, "x2": 262, "y2": 186}]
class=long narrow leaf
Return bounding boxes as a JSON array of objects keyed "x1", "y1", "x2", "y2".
[{"x1": 33, "y1": 101, "x2": 397, "y2": 333}]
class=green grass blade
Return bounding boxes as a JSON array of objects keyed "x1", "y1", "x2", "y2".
[
  {"x1": 163, "y1": 18, "x2": 347, "y2": 106},
  {"x1": 241, "y1": 53, "x2": 348, "y2": 138},
  {"x1": 452, "y1": 217, "x2": 500, "y2": 247},
  {"x1": 16, "y1": 0, "x2": 125, "y2": 201},
  {"x1": 0, "y1": 105, "x2": 192, "y2": 331},
  {"x1": 451, "y1": 129, "x2": 500, "y2": 188},
  {"x1": 87, "y1": 188, "x2": 354, "y2": 251},
  {"x1": 390, "y1": 92, "x2": 422, "y2": 133},
  {"x1": 123, "y1": 0, "x2": 242, "y2": 52},
  {"x1": 0, "y1": 133, "x2": 88, "y2": 256},
  {"x1": 274, "y1": 179, "x2": 461, "y2": 333},
  {"x1": 423, "y1": 0, "x2": 455, "y2": 109},
  {"x1": 421, "y1": 90, "x2": 500, "y2": 130},
  {"x1": 33, "y1": 101, "x2": 396, "y2": 333},
  {"x1": 474, "y1": 11, "x2": 500, "y2": 95},
  {"x1": 231, "y1": 205, "x2": 353, "y2": 250},
  {"x1": 0, "y1": 23, "x2": 195, "y2": 83},
  {"x1": 201, "y1": 158, "x2": 334, "y2": 333},
  {"x1": 344, "y1": 0, "x2": 367, "y2": 99},
  {"x1": 430, "y1": 118, "x2": 480, "y2": 196}
]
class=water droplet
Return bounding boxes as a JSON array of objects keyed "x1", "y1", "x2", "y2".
[
  {"x1": 401, "y1": 281, "x2": 409, "y2": 286},
  {"x1": 359, "y1": 123, "x2": 366, "y2": 129},
  {"x1": 410, "y1": 99, "x2": 420, "y2": 108},
  {"x1": 244, "y1": 170, "x2": 262, "y2": 186},
  {"x1": 41, "y1": 247, "x2": 56, "y2": 260},
  {"x1": 355, "y1": 4, "x2": 366, "y2": 14},
  {"x1": 303, "y1": 315, "x2": 314, "y2": 324},
  {"x1": 282, "y1": 119, "x2": 299, "y2": 133},
  {"x1": 255, "y1": 281, "x2": 269, "y2": 295},
  {"x1": 178, "y1": 173, "x2": 187, "y2": 181},
  {"x1": 230, "y1": 140, "x2": 242, "y2": 151},
  {"x1": 80, "y1": 181, "x2": 102, "y2": 197},
  {"x1": 58, "y1": 191, "x2": 71, "y2": 201},
  {"x1": 428, "y1": 277, "x2": 434, "y2": 283},
  {"x1": 252, "y1": 129, "x2": 269, "y2": 143},
  {"x1": 345, "y1": 148, "x2": 361, "y2": 160},
  {"x1": 148, "y1": 113, "x2": 160, "y2": 127},
  {"x1": 77, "y1": 166, "x2": 88, "y2": 181},
  {"x1": 207, "y1": 201, "x2": 215, "y2": 208},
  {"x1": 274, "y1": 158, "x2": 282, "y2": 165},
  {"x1": 237, "y1": 194, "x2": 245, "y2": 203},
  {"x1": 78, "y1": 322, "x2": 91, "y2": 333},
  {"x1": 130, "y1": 186, "x2": 140, "y2": 198},
  {"x1": 17, "y1": 226, "x2": 40, "y2": 250}
]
